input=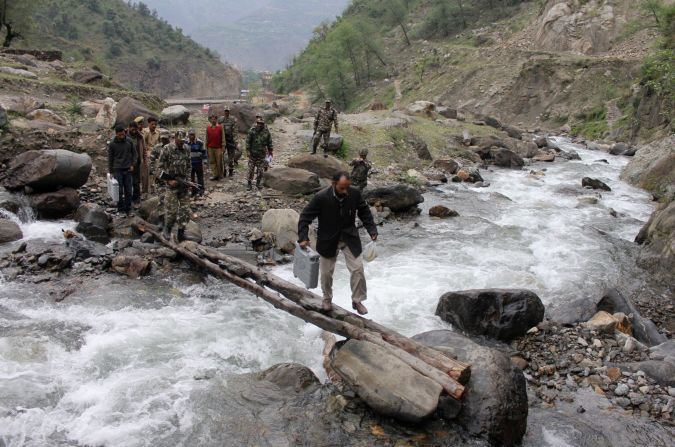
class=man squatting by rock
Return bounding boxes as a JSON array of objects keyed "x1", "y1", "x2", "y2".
[{"x1": 298, "y1": 171, "x2": 378, "y2": 315}]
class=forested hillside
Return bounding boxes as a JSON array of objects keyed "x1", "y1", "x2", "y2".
[
  {"x1": 274, "y1": 0, "x2": 673, "y2": 141},
  {"x1": 8, "y1": 0, "x2": 242, "y2": 97}
]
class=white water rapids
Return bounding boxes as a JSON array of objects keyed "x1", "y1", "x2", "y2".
[{"x1": 0, "y1": 139, "x2": 656, "y2": 446}]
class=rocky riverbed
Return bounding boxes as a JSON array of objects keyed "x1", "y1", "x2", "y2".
[{"x1": 1, "y1": 77, "x2": 674, "y2": 446}]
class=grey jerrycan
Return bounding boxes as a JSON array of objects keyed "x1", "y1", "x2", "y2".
[{"x1": 293, "y1": 242, "x2": 320, "y2": 289}]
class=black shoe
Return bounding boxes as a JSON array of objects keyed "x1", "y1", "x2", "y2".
[
  {"x1": 247, "y1": 182, "x2": 252, "y2": 191},
  {"x1": 177, "y1": 229, "x2": 185, "y2": 241},
  {"x1": 229, "y1": 169, "x2": 234, "y2": 177},
  {"x1": 209, "y1": 176, "x2": 218, "y2": 181}
]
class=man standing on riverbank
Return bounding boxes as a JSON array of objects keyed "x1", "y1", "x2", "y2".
[
  {"x1": 350, "y1": 149, "x2": 371, "y2": 190},
  {"x1": 108, "y1": 124, "x2": 138, "y2": 216},
  {"x1": 298, "y1": 171, "x2": 378, "y2": 315},
  {"x1": 221, "y1": 106, "x2": 238, "y2": 177},
  {"x1": 206, "y1": 114, "x2": 225, "y2": 180},
  {"x1": 312, "y1": 99, "x2": 338, "y2": 155},
  {"x1": 159, "y1": 130, "x2": 191, "y2": 241},
  {"x1": 187, "y1": 129, "x2": 207, "y2": 196},
  {"x1": 246, "y1": 116, "x2": 273, "y2": 191},
  {"x1": 127, "y1": 121, "x2": 145, "y2": 204}
]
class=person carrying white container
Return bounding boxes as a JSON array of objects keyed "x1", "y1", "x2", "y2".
[{"x1": 297, "y1": 171, "x2": 378, "y2": 315}]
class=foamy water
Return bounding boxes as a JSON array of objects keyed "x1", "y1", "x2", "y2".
[{"x1": 0, "y1": 139, "x2": 656, "y2": 446}]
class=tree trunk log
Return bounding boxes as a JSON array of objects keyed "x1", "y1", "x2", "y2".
[
  {"x1": 133, "y1": 220, "x2": 466, "y2": 399},
  {"x1": 188, "y1": 242, "x2": 471, "y2": 384}
]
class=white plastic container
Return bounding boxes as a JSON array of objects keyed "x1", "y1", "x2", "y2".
[
  {"x1": 293, "y1": 242, "x2": 320, "y2": 289},
  {"x1": 107, "y1": 173, "x2": 119, "y2": 203}
]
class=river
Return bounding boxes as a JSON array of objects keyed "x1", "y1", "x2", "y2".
[{"x1": 0, "y1": 139, "x2": 660, "y2": 446}]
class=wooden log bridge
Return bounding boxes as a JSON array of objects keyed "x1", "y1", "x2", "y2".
[{"x1": 133, "y1": 220, "x2": 470, "y2": 402}]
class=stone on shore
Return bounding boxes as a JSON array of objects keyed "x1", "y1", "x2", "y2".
[
  {"x1": 261, "y1": 209, "x2": 300, "y2": 253},
  {"x1": 0, "y1": 219, "x2": 23, "y2": 244},
  {"x1": 413, "y1": 330, "x2": 528, "y2": 445},
  {"x1": 29, "y1": 188, "x2": 80, "y2": 219},
  {"x1": 26, "y1": 109, "x2": 67, "y2": 126},
  {"x1": 263, "y1": 168, "x2": 320, "y2": 195},
  {"x1": 114, "y1": 96, "x2": 158, "y2": 127},
  {"x1": 436, "y1": 289, "x2": 545, "y2": 341},
  {"x1": 432, "y1": 159, "x2": 460, "y2": 174},
  {"x1": 363, "y1": 184, "x2": 424, "y2": 212},
  {"x1": 160, "y1": 105, "x2": 190, "y2": 125},
  {"x1": 331, "y1": 339, "x2": 443, "y2": 423},
  {"x1": 2, "y1": 149, "x2": 92, "y2": 191},
  {"x1": 111, "y1": 255, "x2": 151, "y2": 279},
  {"x1": 287, "y1": 154, "x2": 347, "y2": 179},
  {"x1": 74, "y1": 203, "x2": 111, "y2": 244}
]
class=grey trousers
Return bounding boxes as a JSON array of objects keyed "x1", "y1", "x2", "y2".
[{"x1": 320, "y1": 241, "x2": 367, "y2": 304}]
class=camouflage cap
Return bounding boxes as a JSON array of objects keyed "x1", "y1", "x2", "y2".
[
  {"x1": 224, "y1": 106, "x2": 230, "y2": 112},
  {"x1": 175, "y1": 129, "x2": 186, "y2": 138},
  {"x1": 255, "y1": 117, "x2": 264, "y2": 124},
  {"x1": 325, "y1": 98, "x2": 332, "y2": 103},
  {"x1": 359, "y1": 148, "x2": 369, "y2": 157}
]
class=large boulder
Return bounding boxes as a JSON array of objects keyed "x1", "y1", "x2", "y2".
[
  {"x1": 0, "y1": 219, "x2": 22, "y2": 244},
  {"x1": 287, "y1": 154, "x2": 347, "y2": 179},
  {"x1": 0, "y1": 66, "x2": 37, "y2": 78},
  {"x1": 363, "y1": 184, "x2": 424, "y2": 212},
  {"x1": 331, "y1": 339, "x2": 443, "y2": 422},
  {"x1": 636, "y1": 200, "x2": 675, "y2": 279},
  {"x1": 261, "y1": 209, "x2": 300, "y2": 253},
  {"x1": 413, "y1": 330, "x2": 528, "y2": 445},
  {"x1": 210, "y1": 102, "x2": 257, "y2": 133},
  {"x1": 26, "y1": 109, "x2": 67, "y2": 126},
  {"x1": 429, "y1": 205, "x2": 459, "y2": 218},
  {"x1": 435, "y1": 289, "x2": 545, "y2": 341},
  {"x1": 74, "y1": 203, "x2": 110, "y2": 244},
  {"x1": 29, "y1": 188, "x2": 80, "y2": 219},
  {"x1": 114, "y1": 96, "x2": 158, "y2": 127},
  {"x1": 263, "y1": 168, "x2": 320, "y2": 195},
  {"x1": 406, "y1": 100, "x2": 436, "y2": 116},
  {"x1": 160, "y1": 105, "x2": 190, "y2": 125},
  {"x1": 2, "y1": 149, "x2": 92, "y2": 191}
]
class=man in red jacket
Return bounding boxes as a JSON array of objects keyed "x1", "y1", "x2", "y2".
[{"x1": 205, "y1": 114, "x2": 225, "y2": 180}]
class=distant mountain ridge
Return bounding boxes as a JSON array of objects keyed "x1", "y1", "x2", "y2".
[
  {"x1": 142, "y1": 0, "x2": 350, "y2": 70},
  {"x1": 19, "y1": 0, "x2": 242, "y2": 98}
]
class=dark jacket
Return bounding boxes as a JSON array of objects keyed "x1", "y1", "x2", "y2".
[
  {"x1": 298, "y1": 186, "x2": 377, "y2": 258},
  {"x1": 187, "y1": 139, "x2": 207, "y2": 168},
  {"x1": 108, "y1": 136, "x2": 138, "y2": 173}
]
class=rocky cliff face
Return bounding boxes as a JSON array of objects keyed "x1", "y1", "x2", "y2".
[
  {"x1": 115, "y1": 62, "x2": 242, "y2": 99},
  {"x1": 534, "y1": 0, "x2": 630, "y2": 54},
  {"x1": 623, "y1": 136, "x2": 675, "y2": 281}
]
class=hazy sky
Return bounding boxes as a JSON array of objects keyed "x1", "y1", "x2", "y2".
[{"x1": 142, "y1": 0, "x2": 351, "y2": 70}]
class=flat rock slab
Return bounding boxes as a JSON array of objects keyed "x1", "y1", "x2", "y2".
[{"x1": 331, "y1": 339, "x2": 442, "y2": 423}]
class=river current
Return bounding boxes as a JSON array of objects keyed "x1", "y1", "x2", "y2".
[{"x1": 0, "y1": 139, "x2": 659, "y2": 446}]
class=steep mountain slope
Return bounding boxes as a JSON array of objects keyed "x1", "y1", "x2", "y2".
[
  {"x1": 16, "y1": 0, "x2": 242, "y2": 98},
  {"x1": 275, "y1": 0, "x2": 672, "y2": 141},
  {"x1": 143, "y1": 0, "x2": 350, "y2": 70}
]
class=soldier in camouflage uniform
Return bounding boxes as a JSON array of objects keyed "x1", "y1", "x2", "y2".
[
  {"x1": 221, "y1": 106, "x2": 238, "y2": 177},
  {"x1": 312, "y1": 99, "x2": 339, "y2": 155},
  {"x1": 349, "y1": 148, "x2": 372, "y2": 191},
  {"x1": 159, "y1": 130, "x2": 192, "y2": 241},
  {"x1": 246, "y1": 117, "x2": 273, "y2": 190},
  {"x1": 149, "y1": 130, "x2": 171, "y2": 209}
]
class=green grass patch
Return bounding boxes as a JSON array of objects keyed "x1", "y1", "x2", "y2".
[{"x1": 571, "y1": 105, "x2": 608, "y2": 139}]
